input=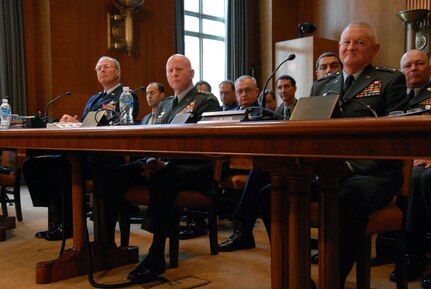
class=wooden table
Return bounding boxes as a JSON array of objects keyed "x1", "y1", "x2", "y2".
[{"x1": 1, "y1": 116, "x2": 430, "y2": 288}]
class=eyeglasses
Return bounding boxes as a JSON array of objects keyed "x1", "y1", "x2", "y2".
[
  {"x1": 95, "y1": 64, "x2": 115, "y2": 71},
  {"x1": 236, "y1": 87, "x2": 255, "y2": 95},
  {"x1": 339, "y1": 40, "x2": 369, "y2": 48}
]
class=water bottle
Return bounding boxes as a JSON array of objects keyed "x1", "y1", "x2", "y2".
[
  {"x1": 119, "y1": 86, "x2": 134, "y2": 125},
  {"x1": 0, "y1": 98, "x2": 11, "y2": 129}
]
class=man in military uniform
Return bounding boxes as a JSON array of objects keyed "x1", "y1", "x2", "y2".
[
  {"x1": 105, "y1": 54, "x2": 220, "y2": 282},
  {"x1": 315, "y1": 51, "x2": 343, "y2": 79},
  {"x1": 310, "y1": 21, "x2": 408, "y2": 288},
  {"x1": 389, "y1": 49, "x2": 431, "y2": 288}
]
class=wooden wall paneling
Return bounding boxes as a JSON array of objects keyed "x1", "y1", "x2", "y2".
[
  {"x1": 23, "y1": 0, "x2": 177, "y2": 121},
  {"x1": 408, "y1": 0, "x2": 431, "y2": 9},
  {"x1": 258, "y1": 0, "x2": 272, "y2": 90},
  {"x1": 23, "y1": 0, "x2": 52, "y2": 117},
  {"x1": 313, "y1": 0, "x2": 406, "y2": 68}
]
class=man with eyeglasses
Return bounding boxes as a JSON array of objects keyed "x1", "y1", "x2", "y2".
[
  {"x1": 60, "y1": 56, "x2": 139, "y2": 123},
  {"x1": 235, "y1": 75, "x2": 260, "y2": 118},
  {"x1": 310, "y1": 21, "x2": 408, "y2": 288},
  {"x1": 23, "y1": 56, "x2": 140, "y2": 242}
]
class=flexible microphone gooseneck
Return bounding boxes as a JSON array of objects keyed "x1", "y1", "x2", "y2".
[
  {"x1": 131, "y1": 85, "x2": 145, "y2": 94},
  {"x1": 323, "y1": 90, "x2": 378, "y2": 117},
  {"x1": 260, "y1": 54, "x2": 296, "y2": 116},
  {"x1": 43, "y1": 91, "x2": 72, "y2": 121}
]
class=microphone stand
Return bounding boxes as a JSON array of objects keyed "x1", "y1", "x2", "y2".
[
  {"x1": 258, "y1": 54, "x2": 296, "y2": 120},
  {"x1": 43, "y1": 91, "x2": 72, "y2": 123}
]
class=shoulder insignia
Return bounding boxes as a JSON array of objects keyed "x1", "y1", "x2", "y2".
[
  {"x1": 316, "y1": 71, "x2": 339, "y2": 81},
  {"x1": 375, "y1": 66, "x2": 398, "y2": 73},
  {"x1": 197, "y1": 90, "x2": 211, "y2": 95}
]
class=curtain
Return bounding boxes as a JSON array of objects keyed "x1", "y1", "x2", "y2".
[
  {"x1": 0, "y1": 0, "x2": 26, "y2": 115},
  {"x1": 175, "y1": 0, "x2": 185, "y2": 54},
  {"x1": 226, "y1": 0, "x2": 248, "y2": 81}
]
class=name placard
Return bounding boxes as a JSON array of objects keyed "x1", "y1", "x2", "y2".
[{"x1": 198, "y1": 110, "x2": 249, "y2": 124}]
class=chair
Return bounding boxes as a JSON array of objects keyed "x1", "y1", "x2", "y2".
[
  {"x1": 215, "y1": 170, "x2": 248, "y2": 219},
  {"x1": 311, "y1": 160, "x2": 412, "y2": 289},
  {"x1": 118, "y1": 160, "x2": 223, "y2": 268},
  {"x1": 0, "y1": 149, "x2": 25, "y2": 222}
]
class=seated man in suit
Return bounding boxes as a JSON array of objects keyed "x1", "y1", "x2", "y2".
[
  {"x1": 274, "y1": 74, "x2": 298, "y2": 118},
  {"x1": 218, "y1": 75, "x2": 297, "y2": 253},
  {"x1": 104, "y1": 54, "x2": 220, "y2": 282},
  {"x1": 141, "y1": 82, "x2": 166, "y2": 125},
  {"x1": 219, "y1": 80, "x2": 238, "y2": 111},
  {"x1": 23, "y1": 56, "x2": 139, "y2": 241},
  {"x1": 389, "y1": 49, "x2": 431, "y2": 288}
]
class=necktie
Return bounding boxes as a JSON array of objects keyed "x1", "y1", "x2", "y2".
[
  {"x1": 172, "y1": 96, "x2": 178, "y2": 109},
  {"x1": 408, "y1": 89, "x2": 415, "y2": 100},
  {"x1": 284, "y1": 107, "x2": 291, "y2": 119},
  {"x1": 92, "y1": 91, "x2": 108, "y2": 110},
  {"x1": 343, "y1": 75, "x2": 354, "y2": 94},
  {"x1": 149, "y1": 112, "x2": 156, "y2": 124}
]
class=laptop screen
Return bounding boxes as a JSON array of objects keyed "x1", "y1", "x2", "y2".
[{"x1": 289, "y1": 95, "x2": 340, "y2": 120}]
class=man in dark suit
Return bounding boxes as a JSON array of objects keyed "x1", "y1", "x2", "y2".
[
  {"x1": 105, "y1": 54, "x2": 220, "y2": 282},
  {"x1": 310, "y1": 21, "x2": 408, "y2": 288},
  {"x1": 274, "y1": 75, "x2": 297, "y2": 119},
  {"x1": 23, "y1": 56, "x2": 139, "y2": 241},
  {"x1": 219, "y1": 80, "x2": 238, "y2": 111},
  {"x1": 389, "y1": 49, "x2": 431, "y2": 288},
  {"x1": 141, "y1": 82, "x2": 165, "y2": 125}
]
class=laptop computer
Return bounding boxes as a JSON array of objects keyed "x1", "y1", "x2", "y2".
[
  {"x1": 290, "y1": 94, "x2": 340, "y2": 120},
  {"x1": 81, "y1": 110, "x2": 109, "y2": 127},
  {"x1": 170, "y1": 112, "x2": 192, "y2": 124}
]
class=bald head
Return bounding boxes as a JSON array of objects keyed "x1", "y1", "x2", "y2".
[
  {"x1": 166, "y1": 54, "x2": 195, "y2": 95},
  {"x1": 339, "y1": 21, "x2": 380, "y2": 74},
  {"x1": 400, "y1": 49, "x2": 431, "y2": 88}
]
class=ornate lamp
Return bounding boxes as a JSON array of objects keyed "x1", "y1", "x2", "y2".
[
  {"x1": 108, "y1": 0, "x2": 145, "y2": 55},
  {"x1": 397, "y1": 9, "x2": 429, "y2": 51}
]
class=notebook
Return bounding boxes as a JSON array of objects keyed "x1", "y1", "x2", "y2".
[{"x1": 289, "y1": 94, "x2": 341, "y2": 120}]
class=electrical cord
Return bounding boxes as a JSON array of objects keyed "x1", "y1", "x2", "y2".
[
  {"x1": 81, "y1": 182, "x2": 168, "y2": 288},
  {"x1": 245, "y1": 106, "x2": 288, "y2": 120},
  {"x1": 96, "y1": 102, "x2": 133, "y2": 126}
]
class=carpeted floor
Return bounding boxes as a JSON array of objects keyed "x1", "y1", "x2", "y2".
[{"x1": 0, "y1": 186, "x2": 428, "y2": 288}]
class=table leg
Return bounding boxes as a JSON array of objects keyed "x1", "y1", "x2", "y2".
[
  {"x1": 270, "y1": 164, "x2": 312, "y2": 289},
  {"x1": 35, "y1": 154, "x2": 138, "y2": 284}
]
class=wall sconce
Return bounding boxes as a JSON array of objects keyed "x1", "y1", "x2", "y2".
[
  {"x1": 397, "y1": 9, "x2": 429, "y2": 51},
  {"x1": 107, "y1": 0, "x2": 145, "y2": 55}
]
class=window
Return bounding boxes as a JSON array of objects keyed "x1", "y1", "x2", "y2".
[{"x1": 184, "y1": 0, "x2": 226, "y2": 98}]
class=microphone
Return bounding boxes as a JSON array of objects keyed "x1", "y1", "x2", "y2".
[
  {"x1": 260, "y1": 54, "x2": 296, "y2": 118},
  {"x1": 43, "y1": 91, "x2": 72, "y2": 120},
  {"x1": 245, "y1": 106, "x2": 287, "y2": 120},
  {"x1": 323, "y1": 90, "x2": 378, "y2": 117},
  {"x1": 131, "y1": 85, "x2": 145, "y2": 94}
]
